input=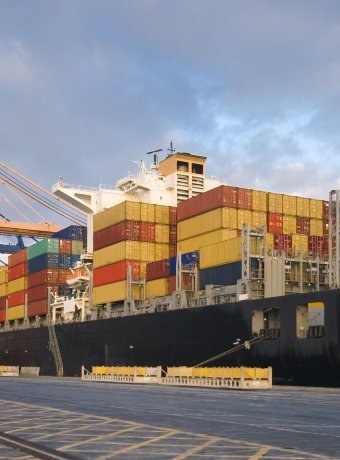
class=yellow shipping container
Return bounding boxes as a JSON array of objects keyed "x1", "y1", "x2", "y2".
[
  {"x1": 0, "y1": 284, "x2": 7, "y2": 297},
  {"x1": 268, "y1": 193, "x2": 283, "y2": 213},
  {"x1": 155, "y1": 243, "x2": 169, "y2": 261},
  {"x1": 0, "y1": 268, "x2": 8, "y2": 285},
  {"x1": 93, "y1": 281, "x2": 142, "y2": 304},
  {"x1": 93, "y1": 201, "x2": 140, "y2": 232},
  {"x1": 8, "y1": 277, "x2": 27, "y2": 295},
  {"x1": 200, "y1": 237, "x2": 242, "y2": 269},
  {"x1": 93, "y1": 241, "x2": 141, "y2": 268},
  {"x1": 146, "y1": 278, "x2": 168, "y2": 298},
  {"x1": 252, "y1": 211, "x2": 267, "y2": 230},
  {"x1": 292, "y1": 234, "x2": 308, "y2": 255},
  {"x1": 155, "y1": 224, "x2": 169, "y2": 243},
  {"x1": 140, "y1": 203, "x2": 155, "y2": 222},
  {"x1": 177, "y1": 228, "x2": 239, "y2": 254},
  {"x1": 296, "y1": 197, "x2": 310, "y2": 217},
  {"x1": 282, "y1": 194, "x2": 297, "y2": 216},
  {"x1": 154, "y1": 205, "x2": 169, "y2": 224},
  {"x1": 283, "y1": 215, "x2": 297, "y2": 234},
  {"x1": 7, "y1": 304, "x2": 25, "y2": 320},
  {"x1": 309, "y1": 199, "x2": 323, "y2": 219},
  {"x1": 310, "y1": 219, "x2": 324, "y2": 237},
  {"x1": 177, "y1": 208, "x2": 237, "y2": 241},
  {"x1": 252, "y1": 190, "x2": 267, "y2": 212},
  {"x1": 140, "y1": 262, "x2": 147, "y2": 278},
  {"x1": 237, "y1": 209, "x2": 252, "y2": 230},
  {"x1": 140, "y1": 242, "x2": 155, "y2": 262}
]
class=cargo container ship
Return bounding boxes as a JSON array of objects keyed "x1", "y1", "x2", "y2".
[{"x1": 0, "y1": 151, "x2": 340, "y2": 386}]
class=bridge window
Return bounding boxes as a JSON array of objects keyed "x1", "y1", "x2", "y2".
[
  {"x1": 252, "y1": 307, "x2": 280, "y2": 339},
  {"x1": 296, "y1": 302, "x2": 324, "y2": 338},
  {"x1": 177, "y1": 161, "x2": 189, "y2": 172},
  {"x1": 192, "y1": 163, "x2": 203, "y2": 174}
]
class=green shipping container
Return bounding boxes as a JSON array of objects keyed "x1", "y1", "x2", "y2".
[
  {"x1": 72, "y1": 240, "x2": 83, "y2": 255},
  {"x1": 28, "y1": 238, "x2": 60, "y2": 260}
]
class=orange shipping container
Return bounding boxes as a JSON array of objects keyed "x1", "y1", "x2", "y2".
[
  {"x1": 8, "y1": 290, "x2": 25, "y2": 308},
  {"x1": 27, "y1": 299, "x2": 47, "y2": 317},
  {"x1": 8, "y1": 248, "x2": 27, "y2": 268},
  {"x1": 93, "y1": 260, "x2": 141, "y2": 287},
  {"x1": 8, "y1": 262, "x2": 28, "y2": 281},
  {"x1": 59, "y1": 239, "x2": 72, "y2": 254},
  {"x1": 0, "y1": 310, "x2": 5, "y2": 322}
]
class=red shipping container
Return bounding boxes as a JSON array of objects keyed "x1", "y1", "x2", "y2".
[
  {"x1": 8, "y1": 248, "x2": 27, "y2": 268},
  {"x1": 267, "y1": 213, "x2": 283, "y2": 233},
  {"x1": 28, "y1": 268, "x2": 60, "y2": 288},
  {"x1": 8, "y1": 290, "x2": 25, "y2": 308},
  {"x1": 169, "y1": 225, "x2": 177, "y2": 245},
  {"x1": 308, "y1": 236, "x2": 324, "y2": 255},
  {"x1": 58, "y1": 269, "x2": 71, "y2": 284},
  {"x1": 27, "y1": 283, "x2": 60, "y2": 303},
  {"x1": 274, "y1": 234, "x2": 292, "y2": 253},
  {"x1": 140, "y1": 222, "x2": 155, "y2": 242},
  {"x1": 59, "y1": 239, "x2": 72, "y2": 254},
  {"x1": 94, "y1": 220, "x2": 141, "y2": 250},
  {"x1": 296, "y1": 216, "x2": 310, "y2": 235},
  {"x1": 27, "y1": 299, "x2": 47, "y2": 317},
  {"x1": 237, "y1": 187, "x2": 252, "y2": 210},
  {"x1": 146, "y1": 259, "x2": 169, "y2": 281},
  {"x1": 169, "y1": 244, "x2": 177, "y2": 257},
  {"x1": 177, "y1": 185, "x2": 238, "y2": 222},
  {"x1": 323, "y1": 220, "x2": 329, "y2": 236},
  {"x1": 0, "y1": 310, "x2": 5, "y2": 322},
  {"x1": 169, "y1": 207, "x2": 177, "y2": 225},
  {"x1": 323, "y1": 236, "x2": 328, "y2": 254},
  {"x1": 168, "y1": 273, "x2": 193, "y2": 294},
  {"x1": 0, "y1": 296, "x2": 6, "y2": 310},
  {"x1": 93, "y1": 260, "x2": 141, "y2": 287},
  {"x1": 8, "y1": 262, "x2": 27, "y2": 281}
]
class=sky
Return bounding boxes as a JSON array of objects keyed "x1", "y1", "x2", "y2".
[{"x1": 1, "y1": 0, "x2": 340, "y2": 229}]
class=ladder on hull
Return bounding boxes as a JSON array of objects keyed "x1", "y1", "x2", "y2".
[{"x1": 48, "y1": 325, "x2": 64, "y2": 377}]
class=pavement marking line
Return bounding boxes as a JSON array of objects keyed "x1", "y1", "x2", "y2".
[
  {"x1": 31, "y1": 418, "x2": 115, "y2": 441},
  {"x1": 248, "y1": 446, "x2": 270, "y2": 459},
  {"x1": 97, "y1": 429, "x2": 179, "y2": 460},
  {"x1": 58, "y1": 423, "x2": 145, "y2": 451},
  {"x1": 172, "y1": 436, "x2": 219, "y2": 460},
  {"x1": 5, "y1": 415, "x2": 90, "y2": 435}
]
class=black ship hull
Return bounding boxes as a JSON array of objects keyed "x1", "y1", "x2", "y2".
[{"x1": 0, "y1": 289, "x2": 339, "y2": 386}]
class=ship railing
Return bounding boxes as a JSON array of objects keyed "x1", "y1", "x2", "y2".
[{"x1": 81, "y1": 365, "x2": 272, "y2": 390}]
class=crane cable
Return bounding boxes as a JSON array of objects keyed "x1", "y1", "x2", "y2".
[{"x1": 0, "y1": 163, "x2": 87, "y2": 225}]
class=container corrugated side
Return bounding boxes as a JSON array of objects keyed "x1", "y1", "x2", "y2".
[
  {"x1": 8, "y1": 290, "x2": 25, "y2": 308},
  {"x1": 140, "y1": 203, "x2": 155, "y2": 222},
  {"x1": 252, "y1": 211, "x2": 267, "y2": 229},
  {"x1": 146, "y1": 259, "x2": 169, "y2": 281},
  {"x1": 282, "y1": 194, "x2": 297, "y2": 216},
  {"x1": 0, "y1": 284, "x2": 7, "y2": 297},
  {"x1": 283, "y1": 215, "x2": 297, "y2": 234},
  {"x1": 93, "y1": 241, "x2": 141, "y2": 268},
  {"x1": 178, "y1": 207, "x2": 237, "y2": 241},
  {"x1": 140, "y1": 222, "x2": 155, "y2": 242},
  {"x1": 154, "y1": 205, "x2": 170, "y2": 224},
  {"x1": 93, "y1": 261, "x2": 141, "y2": 287},
  {"x1": 8, "y1": 263, "x2": 27, "y2": 281},
  {"x1": 59, "y1": 239, "x2": 72, "y2": 254},
  {"x1": 27, "y1": 284, "x2": 60, "y2": 303},
  {"x1": 8, "y1": 248, "x2": 28, "y2": 267},
  {"x1": 310, "y1": 219, "x2": 323, "y2": 237},
  {"x1": 266, "y1": 233, "x2": 274, "y2": 251},
  {"x1": 93, "y1": 281, "x2": 142, "y2": 304},
  {"x1": 71, "y1": 240, "x2": 83, "y2": 255},
  {"x1": 296, "y1": 197, "x2": 310, "y2": 217},
  {"x1": 140, "y1": 242, "x2": 155, "y2": 262},
  {"x1": 28, "y1": 269, "x2": 60, "y2": 288},
  {"x1": 93, "y1": 201, "x2": 141, "y2": 232},
  {"x1": 7, "y1": 305, "x2": 25, "y2": 320},
  {"x1": 0, "y1": 310, "x2": 5, "y2": 322},
  {"x1": 237, "y1": 209, "x2": 252, "y2": 230},
  {"x1": 28, "y1": 253, "x2": 60, "y2": 273},
  {"x1": 27, "y1": 300, "x2": 47, "y2": 317},
  {"x1": 8, "y1": 277, "x2": 27, "y2": 295},
  {"x1": 155, "y1": 224, "x2": 169, "y2": 243},
  {"x1": 155, "y1": 243, "x2": 170, "y2": 261},
  {"x1": 268, "y1": 193, "x2": 283, "y2": 213},
  {"x1": 267, "y1": 213, "x2": 283, "y2": 234},
  {"x1": 200, "y1": 237, "x2": 242, "y2": 269},
  {"x1": 177, "y1": 228, "x2": 239, "y2": 254},
  {"x1": 292, "y1": 234, "x2": 308, "y2": 255},
  {"x1": 28, "y1": 238, "x2": 60, "y2": 260},
  {"x1": 146, "y1": 278, "x2": 169, "y2": 298},
  {"x1": 252, "y1": 190, "x2": 267, "y2": 212},
  {"x1": 309, "y1": 199, "x2": 323, "y2": 219},
  {"x1": 237, "y1": 187, "x2": 252, "y2": 210},
  {"x1": 0, "y1": 296, "x2": 6, "y2": 310}
]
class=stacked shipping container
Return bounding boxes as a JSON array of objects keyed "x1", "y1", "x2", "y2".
[
  {"x1": 7, "y1": 249, "x2": 27, "y2": 320},
  {"x1": 92, "y1": 201, "x2": 177, "y2": 305},
  {"x1": 0, "y1": 267, "x2": 8, "y2": 322}
]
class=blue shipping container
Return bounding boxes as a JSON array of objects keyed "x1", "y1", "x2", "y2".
[
  {"x1": 199, "y1": 261, "x2": 242, "y2": 289},
  {"x1": 28, "y1": 253, "x2": 60, "y2": 274},
  {"x1": 52, "y1": 225, "x2": 87, "y2": 242},
  {"x1": 169, "y1": 251, "x2": 200, "y2": 276}
]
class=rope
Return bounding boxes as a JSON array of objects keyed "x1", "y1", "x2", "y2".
[{"x1": 193, "y1": 335, "x2": 265, "y2": 368}]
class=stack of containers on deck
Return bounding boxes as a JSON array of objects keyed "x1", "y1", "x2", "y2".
[
  {"x1": 145, "y1": 251, "x2": 198, "y2": 297},
  {"x1": 0, "y1": 266, "x2": 8, "y2": 323},
  {"x1": 27, "y1": 225, "x2": 85, "y2": 317},
  {"x1": 92, "y1": 201, "x2": 177, "y2": 305},
  {"x1": 266, "y1": 193, "x2": 328, "y2": 257},
  {"x1": 7, "y1": 249, "x2": 28, "y2": 321}
]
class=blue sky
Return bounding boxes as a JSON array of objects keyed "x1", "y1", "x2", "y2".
[{"x1": 1, "y1": 0, "x2": 340, "y2": 228}]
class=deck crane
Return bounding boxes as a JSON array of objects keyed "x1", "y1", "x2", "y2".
[{"x1": 0, "y1": 161, "x2": 88, "y2": 254}]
